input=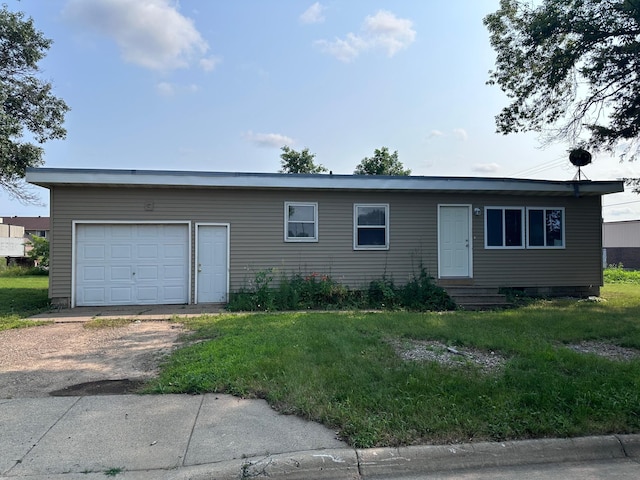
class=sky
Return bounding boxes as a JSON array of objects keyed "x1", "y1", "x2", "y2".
[{"x1": 1, "y1": 0, "x2": 639, "y2": 222}]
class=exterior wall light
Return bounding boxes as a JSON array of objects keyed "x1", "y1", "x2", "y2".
[{"x1": 473, "y1": 207, "x2": 482, "y2": 216}]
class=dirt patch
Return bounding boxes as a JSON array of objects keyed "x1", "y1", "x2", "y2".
[
  {"x1": 0, "y1": 321, "x2": 184, "y2": 398},
  {"x1": 389, "y1": 339, "x2": 640, "y2": 372},
  {"x1": 388, "y1": 339, "x2": 507, "y2": 373},
  {"x1": 566, "y1": 341, "x2": 640, "y2": 361}
]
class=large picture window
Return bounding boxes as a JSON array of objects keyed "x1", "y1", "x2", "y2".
[
  {"x1": 284, "y1": 202, "x2": 318, "y2": 242},
  {"x1": 485, "y1": 207, "x2": 524, "y2": 248},
  {"x1": 528, "y1": 208, "x2": 564, "y2": 248},
  {"x1": 354, "y1": 204, "x2": 389, "y2": 250}
]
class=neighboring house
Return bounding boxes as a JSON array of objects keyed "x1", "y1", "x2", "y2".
[
  {"x1": 26, "y1": 167, "x2": 624, "y2": 308},
  {"x1": 603, "y1": 220, "x2": 640, "y2": 269},
  {"x1": 1, "y1": 216, "x2": 50, "y2": 240}
]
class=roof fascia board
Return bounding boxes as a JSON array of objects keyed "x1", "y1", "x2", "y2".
[{"x1": 25, "y1": 168, "x2": 625, "y2": 195}]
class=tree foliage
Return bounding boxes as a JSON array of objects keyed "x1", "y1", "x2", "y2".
[
  {"x1": 26, "y1": 235, "x2": 49, "y2": 268},
  {"x1": 279, "y1": 146, "x2": 327, "y2": 174},
  {"x1": 0, "y1": 5, "x2": 69, "y2": 202},
  {"x1": 353, "y1": 147, "x2": 411, "y2": 176},
  {"x1": 484, "y1": 0, "x2": 640, "y2": 160}
]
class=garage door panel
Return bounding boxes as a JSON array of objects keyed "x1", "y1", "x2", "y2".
[
  {"x1": 76, "y1": 223, "x2": 189, "y2": 306},
  {"x1": 137, "y1": 265, "x2": 159, "y2": 280},
  {"x1": 111, "y1": 244, "x2": 132, "y2": 260},
  {"x1": 81, "y1": 266, "x2": 105, "y2": 281},
  {"x1": 110, "y1": 266, "x2": 132, "y2": 281},
  {"x1": 164, "y1": 286, "x2": 187, "y2": 302},
  {"x1": 111, "y1": 287, "x2": 134, "y2": 303},
  {"x1": 81, "y1": 245, "x2": 106, "y2": 261},
  {"x1": 136, "y1": 286, "x2": 159, "y2": 302},
  {"x1": 138, "y1": 244, "x2": 158, "y2": 258},
  {"x1": 111, "y1": 225, "x2": 134, "y2": 238},
  {"x1": 82, "y1": 287, "x2": 106, "y2": 303}
]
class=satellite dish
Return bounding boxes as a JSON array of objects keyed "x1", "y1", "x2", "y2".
[
  {"x1": 570, "y1": 148, "x2": 591, "y2": 180},
  {"x1": 569, "y1": 148, "x2": 592, "y2": 167}
]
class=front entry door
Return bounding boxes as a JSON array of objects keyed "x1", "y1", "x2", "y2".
[
  {"x1": 196, "y1": 224, "x2": 228, "y2": 303},
  {"x1": 438, "y1": 205, "x2": 471, "y2": 278}
]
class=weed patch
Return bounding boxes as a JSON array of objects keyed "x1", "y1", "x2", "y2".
[
  {"x1": 228, "y1": 267, "x2": 454, "y2": 312},
  {"x1": 84, "y1": 318, "x2": 135, "y2": 329}
]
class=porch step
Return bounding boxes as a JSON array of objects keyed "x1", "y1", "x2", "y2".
[{"x1": 441, "y1": 286, "x2": 510, "y2": 310}]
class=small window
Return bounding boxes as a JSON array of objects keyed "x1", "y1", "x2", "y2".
[
  {"x1": 528, "y1": 208, "x2": 564, "y2": 248},
  {"x1": 354, "y1": 204, "x2": 389, "y2": 250},
  {"x1": 485, "y1": 207, "x2": 524, "y2": 248},
  {"x1": 284, "y1": 202, "x2": 318, "y2": 242}
]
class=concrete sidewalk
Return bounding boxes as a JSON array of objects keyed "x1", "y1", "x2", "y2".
[{"x1": 1, "y1": 393, "x2": 639, "y2": 479}]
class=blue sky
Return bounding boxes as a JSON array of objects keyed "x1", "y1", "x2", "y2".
[{"x1": 2, "y1": 0, "x2": 638, "y2": 221}]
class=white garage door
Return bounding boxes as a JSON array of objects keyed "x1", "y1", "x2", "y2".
[{"x1": 75, "y1": 223, "x2": 189, "y2": 306}]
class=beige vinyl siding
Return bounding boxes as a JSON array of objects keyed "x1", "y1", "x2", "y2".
[{"x1": 48, "y1": 186, "x2": 604, "y2": 305}]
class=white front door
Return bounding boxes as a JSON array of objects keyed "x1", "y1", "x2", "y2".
[
  {"x1": 438, "y1": 205, "x2": 472, "y2": 277},
  {"x1": 196, "y1": 224, "x2": 228, "y2": 303},
  {"x1": 75, "y1": 223, "x2": 189, "y2": 306}
]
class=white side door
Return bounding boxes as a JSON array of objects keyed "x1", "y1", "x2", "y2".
[
  {"x1": 438, "y1": 205, "x2": 472, "y2": 278},
  {"x1": 196, "y1": 224, "x2": 229, "y2": 303}
]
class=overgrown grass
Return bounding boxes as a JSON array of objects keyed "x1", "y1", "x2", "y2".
[
  {"x1": 0, "y1": 276, "x2": 51, "y2": 331},
  {"x1": 149, "y1": 282, "x2": 640, "y2": 447},
  {"x1": 604, "y1": 264, "x2": 640, "y2": 284}
]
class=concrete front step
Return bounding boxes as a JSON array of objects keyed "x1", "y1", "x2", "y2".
[{"x1": 440, "y1": 286, "x2": 509, "y2": 310}]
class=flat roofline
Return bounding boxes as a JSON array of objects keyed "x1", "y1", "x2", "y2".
[{"x1": 25, "y1": 167, "x2": 625, "y2": 196}]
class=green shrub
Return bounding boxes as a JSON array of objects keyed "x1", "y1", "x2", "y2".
[
  {"x1": 399, "y1": 268, "x2": 456, "y2": 311},
  {"x1": 367, "y1": 276, "x2": 397, "y2": 308},
  {"x1": 227, "y1": 268, "x2": 454, "y2": 312}
]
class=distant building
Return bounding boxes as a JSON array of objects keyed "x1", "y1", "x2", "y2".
[
  {"x1": 1, "y1": 216, "x2": 50, "y2": 239},
  {"x1": 603, "y1": 220, "x2": 640, "y2": 269},
  {"x1": 0, "y1": 222, "x2": 26, "y2": 259},
  {"x1": 0, "y1": 217, "x2": 50, "y2": 266}
]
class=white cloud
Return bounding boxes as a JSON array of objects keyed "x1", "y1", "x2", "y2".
[
  {"x1": 199, "y1": 56, "x2": 222, "y2": 72},
  {"x1": 300, "y1": 2, "x2": 325, "y2": 24},
  {"x1": 244, "y1": 131, "x2": 294, "y2": 148},
  {"x1": 427, "y1": 130, "x2": 445, "y2": 139},
  {"x1": 156, "y1": 82, "x2": 200, "y2": 96},
  {"x1": 315, "y1": 10, "x2": 415, "y2": 62},
  {"x1": 472, "y1": 163, "x2": 501, "y2": 174},
  {"x1": 64, "y1": 0, "x2": 210, "y2": 71},
  {"x1": 156, "y1": 82, "x2": 175, "y2": 96},
  {"x1": 452, "y1": 128, "x2": 468, "y2": 142}
]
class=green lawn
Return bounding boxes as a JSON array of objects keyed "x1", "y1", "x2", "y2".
[
  {"x1": 149, "y1": 283, "x2": 640, "y2": 448},
  {"x1": 0, "y1": 276, "x2": 51, "y2": 330}
]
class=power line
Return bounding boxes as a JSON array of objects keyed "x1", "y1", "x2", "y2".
[
  {"x1": 603, "y1": 200, "x2": 640, "y2": 208},
  {"x1": 508, "y1": 156, "x2": 569, "y2": 177}
]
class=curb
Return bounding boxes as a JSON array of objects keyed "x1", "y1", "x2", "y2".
[{"x1": 195, "y1": 434, "x2": 640, "y2": 479}]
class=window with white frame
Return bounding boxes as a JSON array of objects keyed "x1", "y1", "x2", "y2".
[
  {"x1": 485, "y1": 207, "x2": 525, "y2": 248},
  {"x1": 527, "y1": 208, "x2": 564, "y2": 248},
  {"x1": 354, "y1": 204, "x2": 389, "y2": 250},
  {"x1": 284, "y1": 202, "x2": 318, "y2": 242}
]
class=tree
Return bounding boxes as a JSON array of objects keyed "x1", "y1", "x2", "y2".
[
  {"x1": 279, "y1": 146, "x2": 327, "y2": 174},
  {"x1": 0, "y1": 5, "x2": 69, "y2": 202},
  {"x1": 484, "y1": 0, "x2": 640, "y2": 161},
  {"x1": 26, "y1": 235, "x2": 49, "y2": 268},
  {"x1": 353, "y1": 147, "x2": 411, "y2": 175}
]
